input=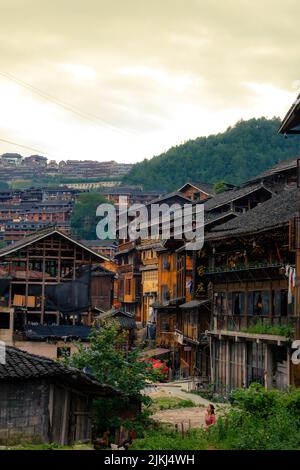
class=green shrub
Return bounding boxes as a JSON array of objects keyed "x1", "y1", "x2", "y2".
[
  {"x1": 241, "y1": 321, "x2": 294, "y2": 338},
  {"x1": 208, "y1": 384, "x2": 300, "y2": 449}
]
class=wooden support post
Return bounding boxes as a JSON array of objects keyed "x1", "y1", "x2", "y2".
[
  {"x1": 264, "y1": 344, "x2": 273, "y2": 390},
  {"x1": 225, "y1": 340, "x2": 230, "y2": 393},
  {"x1": 41, "y1": 241, "x2": 46, "y2": 324},
  {"x1": 58, "y1": 239, "x2": 61, "y2": 282},
  {"x1": 61, "y1": 389, "x2": 70, "y2": 446},
  {"x1": 242, "y1": 343, "x2": 247, "y2": 388},
  {"x1": 25, "y1": 247, "x2": 29, "y2": 324}
]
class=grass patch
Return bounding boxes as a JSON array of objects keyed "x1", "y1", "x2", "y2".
[
  {"x1": 241, "y1": 321, "x2": 294, "y2": 338},
  {"x1": 150, "y1": 397, "x2": 196, "y2": 412},
  {"x1": 135, "y1": 385, "x2": 300, "y2": 450},
  {"x1": 131, "y1": 424, "x2": 208, "y2": 450},
  {"x1": 1, "y1": 443, "x2": 94, "y2": 451}
]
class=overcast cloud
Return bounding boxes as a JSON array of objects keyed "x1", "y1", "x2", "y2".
[{"x1": 0, "y1": 0, "x2": 299, "y2": 162}]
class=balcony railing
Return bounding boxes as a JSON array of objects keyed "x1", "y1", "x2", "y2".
[
  {"x1": 212, "y1": 314, "x2": 297, "y2": 337},
  {"x1": 204, "y1": 262, "x2": 286, "y2": 282},
  {"x1": 206, "y1": 261, "x2": 283, "y2": 274}
]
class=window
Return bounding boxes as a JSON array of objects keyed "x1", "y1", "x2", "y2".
[
  {"x1": 162, "y1": 254, "x2": 170, "y2": 271},
  {"x1": 161, "y1": 285, "x2": 170, "y2": 301},
  {"x1": 273, "y1": 290, "x2": 289, "y2": 316},
  {"x1": 57, "y1": 347, "x2": 71, "y2": 358},
  {"x1": 248, "y1": 291, "x2": 270, "y2": 315},
  {"x1": 232, "y1": 292, "x2": 244, "y2": 315},
  {"x1": 161, "y1": 321, "x2": 170, "y2": 332},
  {"x1": 125, "y1": 278, "x2": 132, "y2": 296},
  {"x1": 0, "y1": 312, "x2": 10, "y2": 329},
  {"x1": 215, "y1": 292, "x2": 227, "y2": 315}
]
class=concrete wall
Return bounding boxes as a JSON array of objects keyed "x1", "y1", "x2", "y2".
[
  {"x1": 14, "y1": 340, "x2": 80, "y2": 359},
  {"x1": 0, "y1": 379, "x2": 49, "y2": 445}
]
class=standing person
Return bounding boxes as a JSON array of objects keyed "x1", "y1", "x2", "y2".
[{"x1": 204, "y1": 404, "x2": 216, "y2": 428}]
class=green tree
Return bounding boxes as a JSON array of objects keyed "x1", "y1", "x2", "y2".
[
  {"x1": 0, "y1": 180, "x2": 9, "y2": 189},
  {"x1": 66, "y1": 323, "x2": 155, "y2": 400},
  {"x1": 64, "y1": 322, "x2": 156, "y2": 434},
  {"x1": 213, "y1": 181, "x2": 228, "y2": 194},
  {"x1": 123, "y1": 117, "x2": 300, "y2": 191},
  {"x1": 70, "y1": 192, "x2": 111, "y2": 240}
]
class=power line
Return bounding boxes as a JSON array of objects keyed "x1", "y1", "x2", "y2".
[
  {"x1": 0, "y1": 71, "x2": 134, "y2": 137},
  {"x1": 0, "y1": 137, "x2": 57, "y2": 159}
]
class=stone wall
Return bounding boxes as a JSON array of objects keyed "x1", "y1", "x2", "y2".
[{"x1": 0, "y1": 379, "x2": 49, "y2": 445}]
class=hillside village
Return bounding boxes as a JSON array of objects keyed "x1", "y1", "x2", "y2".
[{"x1": 1, "y1": 92, "x2": 300, "y2": 449}]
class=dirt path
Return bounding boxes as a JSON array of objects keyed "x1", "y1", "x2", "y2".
[{"x1": 146, "y1": 384, "x2": 228, "y2": 429}]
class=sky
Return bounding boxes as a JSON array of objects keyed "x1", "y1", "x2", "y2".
[{"x1": 0, "y1": 0, "x2": 299, "y2": 163}]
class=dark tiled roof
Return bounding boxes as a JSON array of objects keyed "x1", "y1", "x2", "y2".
[
  {"x1": 247, "y1": 157, "x2": 298, "y2": 182},
  {"x1": 180, "y1": 299, "x2": 210, "y2": 309},
  {"x1": 0, "y1": 346, "x2": 120, "y2": 395},
  {"x1": 100, "y1": 309, "x2": 136, "y2": 330},
  {"x1": 278, "y1": 93, "x2": 300, "y2": 134},
  {"x1": 148, "y1": 191, "x2": 192, "y2": 205},
  {"x1": 205, "y1": 188, "x2": 297, "y2": 240},
  {"x1": 24, "y1": 325, "x2": 92, "y2": 341},
  {"x1": 204, "y1": 210, "x2": 238, "y2": 227},
  {"x1": 204, "y1": 184, "x2": 272, "y2": 211},
  {"x1": 177, "y1": 181, "x2": 215, "y2": 195}
]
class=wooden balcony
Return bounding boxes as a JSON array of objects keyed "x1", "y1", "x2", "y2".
[
  {"x1": 205, "y1": 262, "x2": 285, "y2": 282},
  {"x1": 212, "y1": 314, "x2": 298, "y2": 338}
]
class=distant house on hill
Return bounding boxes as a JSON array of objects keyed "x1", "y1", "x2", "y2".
[{"x1": 0, "y1": 346, "x2": 121, "y2": 446}]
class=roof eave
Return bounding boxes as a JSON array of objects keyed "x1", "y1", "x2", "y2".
[{"x1": 278, "y1": 94, "x2": 300, "y2": 134}]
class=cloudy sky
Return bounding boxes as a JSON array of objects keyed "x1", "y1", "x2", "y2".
[{"x1": 0, "y1": 0, "x2": 299, "y2": 163}]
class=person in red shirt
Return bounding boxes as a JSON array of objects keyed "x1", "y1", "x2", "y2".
[{"x1": 204, "y1": 404, "x2": 216, "y2": 428}]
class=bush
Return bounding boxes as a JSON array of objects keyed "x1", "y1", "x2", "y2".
[
  {"x1": 131, "y1": 426, "x2": 208, "y2": 450},
  {"x1": 208, "y1": 384, "x2": 300, "y2": 449},
  {"x1": 150, "y1": 397, "x2": 196, "y2": 412}
]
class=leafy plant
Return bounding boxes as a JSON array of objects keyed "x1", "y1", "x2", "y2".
[
  {"x1": 123, "y1": 118, "x2": 300, "y2": 191},
  {"x1": 63, "y1": 322, "x2": 158, "y2": 434},
  {"x1": 241, "y1": 321, "x2": 294, "y2": 338}
]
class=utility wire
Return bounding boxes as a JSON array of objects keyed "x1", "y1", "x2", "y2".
[
  {"x1": 0, "y1": 137, "x2": 57, "y2": 159},
  {"x1": 0, "y1": 71, "x2": 134, "y2": 136}
]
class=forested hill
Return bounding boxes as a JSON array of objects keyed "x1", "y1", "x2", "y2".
[{"x1": 123, "y1": 118, "x2": 300, "y2": 192}]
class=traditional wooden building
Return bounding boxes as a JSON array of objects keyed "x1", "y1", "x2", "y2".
[
  {"x1": 96, "y1": 308, "x2": 137, "y2": 350},
  {"x1": 177, "y1": 182, "x2": 215, "y2": 202},
  {"x1": 203, "y1": 184, "x2": 273, "y2": 230},
  {"x1": 115, "y1": 240, "x2": 142, "y2": 319},
  {"x1": 200, "y1": 189, "x2": 298, "y2": 392},
  {"x1": 278, "y1": 93, "x2": 300, "y2": 386},
  {"x1": 247, "y1": 157, "x2": 298, "y2": 192},
  {"x1": 0, "y1": 228, "x2": 114, "y2": 358},
  {"x1": 0, "y1": 346, "x2": 121, "y2": 446},
  {"x1": 138, "y1": 239, "x2": 161, "y2": 326}
]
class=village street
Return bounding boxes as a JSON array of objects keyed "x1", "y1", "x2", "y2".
[{"x1": 146, "y1": 383, "x2": 227, "y2": 429}]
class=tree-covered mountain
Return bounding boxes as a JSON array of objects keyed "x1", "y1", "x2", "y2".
[{"x1": 123, "y1": 118, "x2": 300, "y2": 192}]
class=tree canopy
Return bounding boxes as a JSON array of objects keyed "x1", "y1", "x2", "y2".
[
  {"x1": 70, "y1": 191, "x2": 110, "y2": 240},
  {"x1": 123, "y1": 117, "x2": 300, "y2": 192}
]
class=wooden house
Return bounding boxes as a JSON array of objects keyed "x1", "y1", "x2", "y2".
[
  {"x1": 177, "y1": 182, "x2": 215, "y2": 202},
  {"x1": 0, "y1": 228, "x2": 114, "y2": 358},
  {"x1": 115, "y1": 240, "x2": 142, "y2": 319},
  {"x1": 0, "y1": 346, "x2": 121, "y2": 446},
  {"x1": 201, "y1": 189, "x2": 298, "y2": 392},
  {"x1": 138, "y1": 239, "x2": 161, "y2": 326},
  {"x1": 246, "y1": 158, "x2": 298, "y2": 192}
]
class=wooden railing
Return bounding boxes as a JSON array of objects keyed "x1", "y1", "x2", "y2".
[{"x1": 213, "y1": 314, "x2": 297, "y2": 334}]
